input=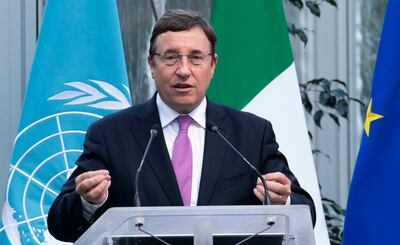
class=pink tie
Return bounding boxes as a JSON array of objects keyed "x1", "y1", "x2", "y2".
[{"x1": 171, "y1": 115, "x2": 193, "y2": 206}]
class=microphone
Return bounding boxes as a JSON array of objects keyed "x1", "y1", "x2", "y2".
[
  {"x1": 206, "y1": 121, "x2": 271, "y2": 205},
  {"x1": 133, "y1": 125, "x2": 171, "y2": 244},
  {"x1": 134, "y1": 125, "x2": 159, "y2": 208}
]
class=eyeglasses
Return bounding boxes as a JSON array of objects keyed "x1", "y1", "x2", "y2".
[{"x1": 153, "y1": 52, "x2": 213, "y2": 66}]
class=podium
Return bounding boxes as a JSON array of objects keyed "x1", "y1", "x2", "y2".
[{"x1": 74, "y1": 205, "x2": 315, "y2": 245}]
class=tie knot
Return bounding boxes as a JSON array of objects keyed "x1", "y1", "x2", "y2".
[{"x1": 177, "y1": 115, "x2": 192, "y2": 131}]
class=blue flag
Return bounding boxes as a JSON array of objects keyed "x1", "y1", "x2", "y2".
[
  {"x1": 343, "y1": 0, "x2": 400, "y2": 244},
  {"x1": 0, "y1": 0, "x2": 131, "y2": 244}
]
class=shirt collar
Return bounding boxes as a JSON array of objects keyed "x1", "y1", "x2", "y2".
[{"x1": 156, "y1": 93, "x2": 207, "y2": 129}]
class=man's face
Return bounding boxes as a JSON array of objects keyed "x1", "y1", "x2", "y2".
[{"x1": 148, "y1": 26, "x2": 218, "y2": 114}]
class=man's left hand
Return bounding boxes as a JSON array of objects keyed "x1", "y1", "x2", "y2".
[{"x1": 253, "y1": 172, "x2": 291, "y2": 204}]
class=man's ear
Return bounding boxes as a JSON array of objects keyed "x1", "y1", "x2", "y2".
[
  {"x1": 210, "y1": 54, "x2": 218, "y2": 76},
  {"x1": 148, "y1": 56, "x2": 155, "y2": 78},
  {"x1": 212, "y1": 54, "x2": 218, "y2": 67},
  {"x1": 148, "y1": 56, "x2": 153, "y2": 67}
]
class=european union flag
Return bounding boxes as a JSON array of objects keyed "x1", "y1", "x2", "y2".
[
  {"x1": 0, "y1": 0, "x2": 131, "y2": 244},
  {"x1": 343, "y1": 0, "x2": 400, "y2": 244}
]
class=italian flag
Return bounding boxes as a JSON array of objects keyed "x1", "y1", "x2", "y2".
[{"x1": 209, "y1": 0, "x2": 329, "y2": 243}]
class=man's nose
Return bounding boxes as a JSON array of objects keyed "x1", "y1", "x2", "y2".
[{"x1": 175, "y1": 56, "x2": 191, "y2": 78}]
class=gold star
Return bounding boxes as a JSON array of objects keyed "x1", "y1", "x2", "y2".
[{"x1": 364, "y1": 99, "x2": 383, "y2": 137}]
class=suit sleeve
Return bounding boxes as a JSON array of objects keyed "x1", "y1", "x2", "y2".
[
  {"x1": 260, "y1": 120, "x2": 317, "y2": 227},
  {"x1": 47, "y1": 123, "x2": 110, "y2": 242}
]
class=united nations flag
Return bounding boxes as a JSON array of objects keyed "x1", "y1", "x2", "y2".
[{"x1": 0, "y1": 0, "x2": 131, "y2": 244}]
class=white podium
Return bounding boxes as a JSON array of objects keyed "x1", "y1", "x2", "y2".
[{"x1": 74, "y1": 205, "x2": 315, "y2": 245}]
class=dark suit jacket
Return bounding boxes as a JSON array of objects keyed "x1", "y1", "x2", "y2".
[{"x1": 47, "y1": 95, "x2": 316, "y2": 242}]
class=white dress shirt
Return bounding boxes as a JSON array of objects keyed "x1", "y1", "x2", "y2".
[{"x1": 156, "y1": 93, "x2": 206, "y2": 206}]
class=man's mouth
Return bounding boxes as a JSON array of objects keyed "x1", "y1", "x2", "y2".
[
  {"x1": 173, "y1": 83, "x2": 193, "y2": 88},
  {"x1": 172, "y1": 83, "x2": 194, "y2": 92}
]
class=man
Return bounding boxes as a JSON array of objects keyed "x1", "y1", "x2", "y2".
[{"x1": 48, "y1": 9, "x2": 316, "y2": 242}]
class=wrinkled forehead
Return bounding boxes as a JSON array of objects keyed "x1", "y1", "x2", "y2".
[{"x1": 153, "y1": 27, "x2": 212, "y2": 53}]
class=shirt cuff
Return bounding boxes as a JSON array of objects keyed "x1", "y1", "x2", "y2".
[
  {"x1": 285, "y1": 195, "x2": 291, "y2": 205},
  {"x1": 81, "y1": 195, "x2": 107, "y2": 221}
]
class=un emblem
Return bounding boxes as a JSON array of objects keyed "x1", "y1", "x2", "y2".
[{"x1": 0, "y1": 80, "x2": 130, "y2": 244}]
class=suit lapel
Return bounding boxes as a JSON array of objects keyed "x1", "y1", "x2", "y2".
[
  {"x1": 128, "y1": 96, "x2": 183, "y2": 205},
  {"x1": 197, "y1": 101, "x2": 228, "y2": 205}
]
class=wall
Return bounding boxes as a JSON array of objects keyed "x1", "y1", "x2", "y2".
[{"x1": 0, "y1": 0, "x2": 37, "y2": 214}]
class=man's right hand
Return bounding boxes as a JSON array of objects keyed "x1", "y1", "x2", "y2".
[{"x1": 75, "y1": 170, "x2": 111, "y2": 204}]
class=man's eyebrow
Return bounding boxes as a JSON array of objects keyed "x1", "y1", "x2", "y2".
[
  {"x1": 161, "y1": 49, "x2": 205, "y2": 54},
  {"x1": 162, "y1": 48, "x2": 179, "y2": 53},
  {"x1": 190, "y1": 50, "x2": 204, "y2": 54}
]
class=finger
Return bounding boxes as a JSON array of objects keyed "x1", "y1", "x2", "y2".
[
  {"x1": 253, "y1": 188, "x2": 264, "y2": 202},
  {"x1": 98, "y1": 180, "x2": 112, "y2": 201},
  {"x1": 88, "y1": 179, "x2": 109, "y2": 197},
  {"x1": 77, "y1": 175, "x2": 108, "y2": 195},
  {"x1": 256, "y1": 176, "x2": 273, "y2": 187},
  {"x1": 76, "y1": 174, "x2": 109, "y2": 195},
  {"x1": 257, "y1": 173, "x2": 283, "y2": 185},
  {"x1": 99, "y1": 180, "x2": 112, "y2": 198},
  {"x1": 83, "y1": 179, "x2": 110, "y2": 203},
  {"x1": 75, "y1": 170, "x2": 110, "y2": 184},
  {"x1": 78, "y1": 170, "x2": 109, "y2": 180},
  {"x1": 268, "y1": 190, "x2": 288, "y2": 205},
  {"x1": 256, "y1": 178, "x2": 291, "y2": 196},
  {"x1": 265, "y1": 181, "x2": 291, "y2": 196},
  {"x1": 264, "y1": 172, "x2": 290, "y2": 185},
  {"x1": 255, "y1": 185, "x2": 288, "y2": 204}
]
